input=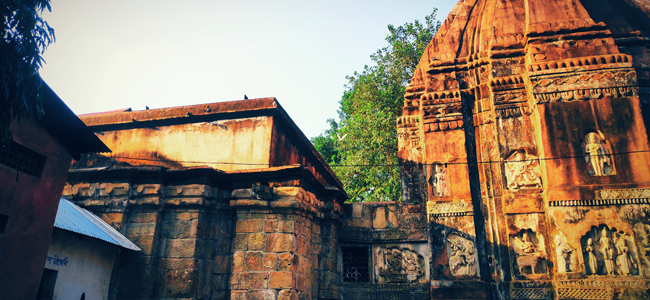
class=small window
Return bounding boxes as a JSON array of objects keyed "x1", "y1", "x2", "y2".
[
  {"x1": 37, "y1": 268, "x2": 58, "y2": 300},
  {"x1": 342, "y1": 246, "x2": 370, "y2": 283},
  {"x1": 0, "y1": 140, "x2": 47, "y2": 178}
]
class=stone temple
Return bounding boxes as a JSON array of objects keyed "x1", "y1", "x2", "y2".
[
  {"x1": 63, "y1": 0, "x2": 650, "y2": 299},
  {"x1": 398, "y1": 0, "x2": 650, "y2": 299}
]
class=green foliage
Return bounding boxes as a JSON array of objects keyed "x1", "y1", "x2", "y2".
[
  {"x1": 311, "y1": 118, "x2": 341, "y2": 165},
  {"x1": 0, "y1": 0, "x2": 55, "y2": 145},
  {"x1": 312, "y1": 9, "x2": 439, "y2": 202}
]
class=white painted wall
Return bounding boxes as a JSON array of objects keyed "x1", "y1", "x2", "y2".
[{"x1": 45, "y1": 228, "x2": 117, "y2": 300}]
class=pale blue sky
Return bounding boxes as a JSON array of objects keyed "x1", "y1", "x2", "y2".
[{"x1": 40, "y1": 1, "x2": 455, "y2": 138}]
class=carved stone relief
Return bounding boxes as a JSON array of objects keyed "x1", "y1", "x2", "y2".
[
  {"x1": 555, "y1": 234, "x2": 578, "y2": 274},
  {"x1": 397, "y1": 116, "x2": 422, "y2": 151},
  {"x1": 582, "y1": 132, "x2": 614, "y2": 176},
  {"x1": 446, "y1": 233, "x2": 478, "y2": 278},
  {"x1": 375, "y1": 246, "x2": 425, "y2": 284},
  {"x1": 633, "y1": 223, "x2": 650, "y2": 277},
  {"x1": 581, "y1": 225, "x2": 639, "y2": 276},
  {"x1": 510, "y1": 229, "x2": 547, "y2": 277},
  {"x1": 428, "y1": 163, "x2": 449, "y2": 197},
  {"x1": 584, "y1": 237, "x2": 599, "y2": 275},
  {"x1": 504, "y1": 150, "x2": 542, "y2": 191}
]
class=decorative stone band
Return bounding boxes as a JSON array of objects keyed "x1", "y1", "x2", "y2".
[
  {"x1": 527, "y1": 18, "x2": 600, "y2": 36},
  {"x1": 495, "y1": 106, "x2": 531, "y2": 119},
  {"x1": 556, "y1": 279, "x2": 650, "y2": 289},
  {"x1": 420, "y1": 90, "x2": 461, "y2": 105},
  {"x1": 340, "y1": 228, "x2": 427, "y2": 243},
  {"x1": 427, "y1": 201, "x2": 474, "y2": 219},
  {"x1": 596, "y1": 188, "x2": 650, "y2": 200},
  {"x1": 549, "y1": 189, "x2": 650, "y2": 206},
  {"x1": 510, "y1": 288, "x2": 553, "y2": 300},
  {"x1": 528, "y1": 54, "x2": 632, "y2": 73},
  {"x1": 339, "y1": 284, "x2": 429, "y2": 300},
  {"x1": 490, "y1": 34, "x2": 524, "y2": 49},
  {"x1": 533, "y1": 70, "x2": 635, "y2": 90},
  {"x1": 557, "y1": 288, "x2": 613, "y2": 300},
  {"x1": 495, "y1": 90, "x2": 527, "y2": 106},
  {"x1": 549, "y1": 198, "x2": 650, "y2": 207},
  {"x1": 490, "y1": 75, "x2": 525, "y2": 92},
  {"x1": 397, "y1": 115, "x2": 420, "y2": 128},
  {"x1": 230, "y1": 187, "x2": 326, "y2": 218},
  {"x1": 423, "y1": 104, "x2": 462, "y2": 119},
  {"x1": 535, "y1": 86, "x2": 638, "y2": 104},
  {"x1": 423, "y1": 120, "x2": 464, "y2": 133}
]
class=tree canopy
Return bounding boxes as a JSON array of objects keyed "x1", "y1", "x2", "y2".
[
  {"x1": 312, "y1": 9, "x2": 439, "y2": 202},
  {"x1": 1, "y1": 0, "x2": 55, "y2": 145}
]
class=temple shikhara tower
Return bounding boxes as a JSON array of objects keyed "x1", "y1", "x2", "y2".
[{"x1": 398, "y1": 0, "x2": 650, "y2": 299}]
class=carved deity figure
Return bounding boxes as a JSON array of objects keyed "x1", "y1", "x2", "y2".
[
  {"x1": 377, "y1": 246, "x2": 424, "y2": 283},
  {"x1": 599, "y1": 228, "x2": 615, "y2": 275},
  {"x1": 615, "y1": 231, "x2": 637, "y2": 276},
  {"x1": 505, "y1": 150, "x2": 542, "y2": 191},
  {"x1": 582, "y1": 132, "x2": 613, "y2": 176},
  {"x1": 555, "y1": 235, "x2": 574, "y2": 273},
  {"x1": 385, "y1": 248, "x2": 403, "y2": 273},
  {"x1": 431, "y1": 164, "x2": 449, "y2": 197},
  {"x1": 446, "y1": 234, "x2": 477, "y2": 277},
  {"x1": 585, "y1": 238, "x2": 598, "y2": 275},
  {"x1": 403, "y1": 250, "x2": 420, "y2": 273},
  {"x1": 517, "y1": 232, "x2": 536, "y2": 254},
  {"x1": 512, "y1": 231, "x2": 545, "y2": 275}
]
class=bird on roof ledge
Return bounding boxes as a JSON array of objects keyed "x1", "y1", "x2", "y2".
[{"x1": 244, "y1": 94, "x2": 248, "y2": 99}]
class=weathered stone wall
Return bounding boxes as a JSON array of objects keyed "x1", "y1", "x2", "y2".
[
  {"x1": 64, "y1": 174, "x2": 234, "y2": 300},
  {"x1": 64, "y1": 166, "x2": 344, "y2": 300},
  {"x1": 229, "y1": 186, "x2": 342, "y2": 300}
]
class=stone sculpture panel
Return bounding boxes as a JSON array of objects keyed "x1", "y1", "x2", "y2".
[
  {"x1": 554, "y1": 234, "x2": 578, "y2": 274},
  {"x1": 445, "y1": 233, "x2": 478, "y2": 278},
  {"x1": 581, "y1": 225, "x2": 640, "y2": 276},
  {"x1": 504, "y1": 150, "x2": 542, "y2": 191},
  {"x1": 375, "y1": 244, "x2": 427, "y2": 284},
  {"x1": 582, "y1": 132, "x2": 614, "y2": 176},
  {"x1": 428, "y1": 163, "x2": 449, "y2": 197},
  {"x1": 510, "y1": 229, "x2": 547, "y2": 277}
]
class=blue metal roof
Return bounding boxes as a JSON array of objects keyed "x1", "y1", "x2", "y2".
[{"x1": 54, "y1": 198, "x2": 141, "y2": 251}]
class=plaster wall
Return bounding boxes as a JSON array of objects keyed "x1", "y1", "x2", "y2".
[
  {"x1": 269, "y1": 122, "x2": 336, "y2": 191},
  {"x1": 94, "y1": 116, "x2": 273, "y2": 171},
  {"x1": 46, "y1": 228, "x2": 117, "y2": 300},
  {"x1": 0, "y1": 119, "x2": 73, "y2": 300}
]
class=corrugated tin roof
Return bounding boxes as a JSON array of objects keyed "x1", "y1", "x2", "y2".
[{"x1": 54, "y1": 198, "x2": 141, "y2": 251}]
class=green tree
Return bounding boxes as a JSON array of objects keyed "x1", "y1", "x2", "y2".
[
  {"x1": 312, "y1": 9, "x2": 439, "y2": 202},
  {"x1": 1, "y1": 0, "x2": 55, "y2": 145},
  {"x1": 311, "y1": 118, "x2": 341, "y2": 166}
]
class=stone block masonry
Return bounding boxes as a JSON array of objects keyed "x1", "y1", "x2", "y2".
[
  {"x1": 64, "y1": 166, "x2": 345, "y2": 300},
  {"x1": 229, "y1": 185, "x2": 341, "y2": 300},
  {"x1": 64, "y1": 171, "x2": 235, "y2": 300}
]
